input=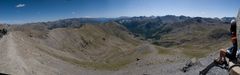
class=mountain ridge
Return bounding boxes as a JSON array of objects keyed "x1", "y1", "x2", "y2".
[{"x1": 0, "y1": 15, "x2": 234, "y2": 75}]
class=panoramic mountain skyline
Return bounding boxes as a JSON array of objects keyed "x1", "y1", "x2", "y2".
[
  {"x1": 0, "y1": 0, "x2": 239, "y2": 24},
  {"x1": 0, "y1": 1, "x2": 239, "y2": 74}
]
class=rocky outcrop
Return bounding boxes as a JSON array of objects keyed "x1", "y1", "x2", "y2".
[{"x1": 0, "y1": 28, "x2": 7, "y2": 38}]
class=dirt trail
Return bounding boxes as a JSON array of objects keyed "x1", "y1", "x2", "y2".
[{"x1": 6, "y1": 33, "x2": 28, "y2": 75}]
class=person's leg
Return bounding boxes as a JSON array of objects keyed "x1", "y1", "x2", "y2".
[{"x1": 220, "y1": 49, "x2": 227, "y2": 61}]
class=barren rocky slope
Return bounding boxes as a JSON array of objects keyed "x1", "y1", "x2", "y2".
[
  {"x1": 0, "y1": 23, "x2": 152, "y2": 75},
  {"x1": 0, "y1": 31, "x2": 229, "y2": 75},
  {"x1": 0, "y1": 16, "x2": 233, "y2": 75}
]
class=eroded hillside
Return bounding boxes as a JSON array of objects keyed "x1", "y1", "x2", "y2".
[
  {"x1": 0, "y1": 22, "x2": 151, "y2": 75},
  {"x1": 0, "y1": 16, "x2": 234, "y2": 75}
]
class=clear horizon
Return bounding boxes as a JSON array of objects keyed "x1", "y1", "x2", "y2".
[
  {"x1": 0, "y1": 0, "x2": 239, "y2": 24},
  {"x1": 0, "y1": 15, "x2": 236, "y2": 25}
]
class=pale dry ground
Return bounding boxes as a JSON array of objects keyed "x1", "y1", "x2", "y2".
[
  {"x1": 0, "y1": 31, "x2": 228, "y2": 75},
  {"x1": 0, "y1": 32, "x2": 113, "y2": 75},
  {"x1": 0, "y1": 23, "x2": 153, "y2": 75},
  {"x1": 0, "y1": 31, "x2": 183, "y2": 75}
]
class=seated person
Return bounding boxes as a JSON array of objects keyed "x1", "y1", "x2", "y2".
[{"x1": 216, "y1": 20, "x2": 239, "y2": 64}]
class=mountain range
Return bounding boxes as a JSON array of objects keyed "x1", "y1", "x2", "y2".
[{"x1": 0, "y1": 15, "x2": 235, "y2": 75}]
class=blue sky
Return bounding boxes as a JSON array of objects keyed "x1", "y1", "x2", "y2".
[{"x1": 0, "y1": 0, "x2": 239, "y2": 24}]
